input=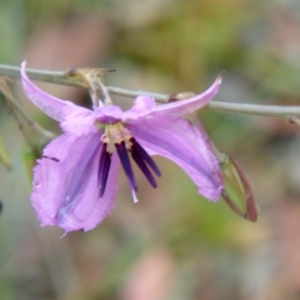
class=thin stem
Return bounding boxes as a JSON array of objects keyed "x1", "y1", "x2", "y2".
[
  {"x1": 0, "y1": 63, "x2": 86, "y2": 88},
  {"x1": 206, "y1": 101, "x2": 300, "y2": 119},
  {"x1": 105, "y1": 86, "x2": 300, "y2": 119},
  {"x1": 0, "y1": 77, "x2": 55, "y2": 143},
  {"x1": 1, "y1": 63, "x2": 300, "y2": 119},
  {"x1": 98, "y1": 80, "x2": 113, "y2": 105}
]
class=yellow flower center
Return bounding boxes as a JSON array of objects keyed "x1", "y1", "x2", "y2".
[{"x1": 101, "y1": 122, "x2": 133, "y2": 154}]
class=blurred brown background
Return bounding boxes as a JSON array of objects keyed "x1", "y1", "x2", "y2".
[{"x1": 1, "y1": 0, "x2": 300, "y2": 299}]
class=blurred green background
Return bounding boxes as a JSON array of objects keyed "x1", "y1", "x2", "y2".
[{"x1": 1, "y1": 0, "x2": 300, "y2": 299}]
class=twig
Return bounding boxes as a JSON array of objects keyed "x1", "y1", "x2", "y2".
[{"x1": 1, "y1": 63, "x2": 300, "y2": 119}]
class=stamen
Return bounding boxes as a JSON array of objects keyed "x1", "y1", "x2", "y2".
[
  {"x1": 101, "y1": 124, "x2": 161, "y2": 202},
  {"x1": 131, "y1": 149, "x2": 157, "y2": 188},
  {"x1": 98, "y1": 143, "x2": 112, "y2": 197},
  {"x1": 130, "y1": 138, "x2": 161, "y2": 176},
  {"x1": 116, "y1": 141, "x2": 137, "y2": 192}
]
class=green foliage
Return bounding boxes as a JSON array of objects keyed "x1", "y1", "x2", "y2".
[{"x1": 113, "y1": 0, "x2": 258, "y2": 89}]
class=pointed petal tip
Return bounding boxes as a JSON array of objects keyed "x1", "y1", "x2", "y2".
[
  {"x1": 21, "y1": 57, "x2": 31, "y2": 72},
  {"x1": 20, "y1": 60, "x2": 27, "y2": 75},
  {"x1": 215, "y1": 71, "x2": 224, "y2": 85},
  {"x1": 21, "y1": 58, "x2": 28, "y2": 65}
]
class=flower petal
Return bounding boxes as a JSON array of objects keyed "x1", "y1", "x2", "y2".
[
  {"x1": 60, "y1": 153, "x2": 119, "y2": 232},
  {"x1": 60, "y1": 109, "x2": 99, "y2": 136},
  {"x1": 32, "y1": 132, "x2": 119, "y2": 232},
  {"x1": 21, "y1": 61, "x2": 90, "y2": 122},
  {"x1": 151, "y1": 75, "x2": 222, "y2": 117},
  {"x1": 95, "y1": 105, "x2": 124, "y2": 123},
  {"x1": 124, "y1": 95, "x2": 156, "y2": 120},
  {"x1": 128, "y1": 116, "x2": 224, "y2": 201}
]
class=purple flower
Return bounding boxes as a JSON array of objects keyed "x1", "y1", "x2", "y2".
[{"x1": 21, "y1": 61, "x2": 224, "y2": 233}]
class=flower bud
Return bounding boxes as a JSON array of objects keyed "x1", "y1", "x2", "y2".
[{"x1": 220, "y1": 155, "x2": 259, "y2": 222}]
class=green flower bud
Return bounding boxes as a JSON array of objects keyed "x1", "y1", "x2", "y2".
[{"x1": 220, "y1": 155, "x2": 259, "y2": 222}]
